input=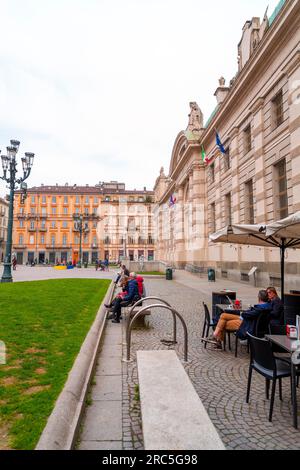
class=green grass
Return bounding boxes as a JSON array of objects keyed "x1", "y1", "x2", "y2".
[
  {"x1": 137, "y1": 271, "x2": 164, "y2": 276},
  {"x1": 0, "y1": 278, "x2": 110, "y2": 450}
]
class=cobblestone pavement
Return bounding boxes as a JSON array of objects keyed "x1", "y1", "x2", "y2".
[{"x1": 123, "y1": 278, "x2": 300, "y2": 450}]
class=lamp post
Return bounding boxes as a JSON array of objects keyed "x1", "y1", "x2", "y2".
[
  {"x1": 73, "y1": 214, "x2": 89, "y2": 268},
  {"x1": 0, "y1": 140, "x2": 34, "y2": 282}
]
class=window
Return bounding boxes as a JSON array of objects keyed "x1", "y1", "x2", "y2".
[
  {"x1": 244, "y1": 125, "x2": 252, "y2": 154},
  {"x1": 93, "y1": 236, "x2": 97, "y2": 245},
  {"x1": 51, "y1": 221, "x2": 56, "y2": 229},
  {"x1": 93, "y1": 207, "x2": 98, "y2": 215},
  {"x1": 75, "y1": 236, "x2": 79, "y2": 244},
  {"x1": 224, "y1": 147, "x2": 230, "y2": 171},
  {"x1": 75, "y1": 196, "x2": 80, "y2": 204},
  {"x1": 245, "y1": 180, "x2": 255, "y2": 224},
  {"x1": 41, "y1": 220, "x2": 46, "y2": 229},
  {"x1": 20, "y1": 207, "x2": 24, "y2": 214},
  {"x1": 274, "y1": 159, "x2": 288, "y2": 219},
  {"x1": 52, "y1": 196, "x2": 56, "y2": 204},
  {"x1": 41, "y1": 207, "x2": 47, "y2": 215},
  {"x1": 94, "y1": 197, "x2": 98, "y2": 204},
  {"x1": 272, "y1": 91, "x2": 283, "y2": 128},
  {"x1": 31, "y1": 195, "x2": 35, "y2": 204},
  {"x1": 19, "y1": 220, "x2": 24, "y2": 228},
  {"x1": 30, "y1": 207, "x2": 35, "y2": 214},
  {"x1": 51, "y1": 235, "x2": 55, "y2": 245},
  {"x1": 64, "y1": 196, "x2": 68, "y2": 204},
  {"x1": 225, "y1": 193, "x2": 232, "y2": 226},
  {"x1": 93, "y1": 221, "x2": 97, "y2": 228},
  {"x1": 210, "y1": 203, "x2": 216, "y2": 233},
  {"x1": 19, "y1": 235, "x2": 23, "y2": 245},
  {"x1": 209, "y1": 163, "x2": 215, "y2": 183},
  {"x1": 63, "y1": 207, "x2": 68, "y2": 215},
  {"x1": 148, "y1": 250, "x2": 154, "y2": 261},
  {"x1": 84, "y1": 207, "x2": 89, "y2": 215},
  {"x1": 41, "y1": 235, "x2": 45, "y2": 244},
  {"x1": 52, "y1": 207, "x2": 56, "y2": 215},
  {"x1": 84, "y1": 235, "x2": 88, "y2": 244},
  {"x1": 75, "y1": 207, "x2": 80, "y2": 214},
  {"x1": 85, "y1": 196, "x2": 89, "y2": 204},
  {"x1": 42, "y1": 195, "x2": 46, "y2": 204},
  {"x1": 62, "y1": 221, "x2": 68, "y2": 228},
  {"x1": 62, "y1": 235, "x2": 67, "y2": 245},
  {"x1": 29, "y1": 235, "x2": 34, "y2": 244},
  {"x1": 30, "y1": 221, "x2": 35, "y2": 230}
]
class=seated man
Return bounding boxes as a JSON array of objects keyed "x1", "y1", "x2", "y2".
[
  {"x1": 110, "y1": 272, "x2": 140, "y2": 323},
  {"x1": 207, "y1": 290, "x2": 271, "y2": 350}
]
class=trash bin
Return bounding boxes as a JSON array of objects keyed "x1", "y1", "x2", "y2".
[
  {"x1": 166, "y1": 268, "x2": 173, "y2": 280},
  {"x1": 208, "y1": 268, "x2": 215, "y2": 282},
  {"x1": 84, "y1": 262, "x2": 88, "y2": 268}
]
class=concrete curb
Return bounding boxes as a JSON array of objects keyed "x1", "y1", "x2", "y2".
[{"x1": 35, "y1": 281, "x2": 115, "y2": 450}]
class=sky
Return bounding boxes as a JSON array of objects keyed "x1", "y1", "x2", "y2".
[{"x1": 0, "y1": 0, "x2": 280, "y2": 195}]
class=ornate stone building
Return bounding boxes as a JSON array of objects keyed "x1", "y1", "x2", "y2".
[
  {"x1": 13, "y1": 182, "x2": 155, "y2": 265},
  {"x1": 154, "y1": 0, "x2": 300, "y2": 289}
]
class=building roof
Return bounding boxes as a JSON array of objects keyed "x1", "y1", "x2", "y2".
[{"x1": 15, "y1": 185, "x2": 154, "y2": 195}]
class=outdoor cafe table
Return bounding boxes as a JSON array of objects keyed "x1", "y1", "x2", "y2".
[{"x1": 265, "y1": 334, "x2": 298, "y2": 429}]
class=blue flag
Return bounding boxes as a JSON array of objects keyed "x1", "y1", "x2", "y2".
[{"x1": 216, "y1": 132, "x2": 226, "y2": 154}]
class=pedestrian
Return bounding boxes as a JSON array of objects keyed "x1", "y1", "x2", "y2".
[{"x1": 12, "y1": 256, "x2": 17, "y2": 271}]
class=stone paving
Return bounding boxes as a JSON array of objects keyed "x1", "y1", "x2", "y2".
[{"x1": 122, "y1": 274, "x2": 300, "y2": 450}]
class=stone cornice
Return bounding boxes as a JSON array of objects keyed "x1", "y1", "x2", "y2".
[
  {"x1": 282, "y1": 49, "x2": 300, "y2": 77},
  {"x1": 249, "y1": 97, "x2": 265, "y2": 114},
  {"x1": 200, "y1": 0, "x2": 300, "y2": 144}
]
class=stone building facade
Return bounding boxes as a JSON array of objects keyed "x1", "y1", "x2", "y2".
[
  {"x1": 13, "y1": 182, "x2": 155, "y2": 265},
  {"x1": 154, "y1": 0, "x2": 300, "y2": 289},
  {"x1": 0, "y1": 197, "x2": 9, "y2": 262}
]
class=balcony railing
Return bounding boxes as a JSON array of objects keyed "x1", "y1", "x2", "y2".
[
  {"x1": 39, "y1": 227, "x2": 47, "y2": 232},
  {"x1": 28, "y1": 228, "x2": 37, "y2": 232}
]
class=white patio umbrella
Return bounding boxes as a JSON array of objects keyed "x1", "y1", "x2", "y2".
[
  {"x1": 209, "y1": 224, "x2": 273, "y2": 247},
  {"x1": 264, "y1": 211, "x2": 300, "y2": 297}
]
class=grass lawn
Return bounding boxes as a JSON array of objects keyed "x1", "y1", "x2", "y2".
[
  {"x1": 0, "y1": 278, "x2": 110, "y2": 450},
  {"x1": 137, "y1": 271, "x2": 164, "y2": 276}
]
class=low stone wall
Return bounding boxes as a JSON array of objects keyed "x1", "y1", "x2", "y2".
[{"x1": 128, "y1": 261, "x2": 167, "y2": 272}]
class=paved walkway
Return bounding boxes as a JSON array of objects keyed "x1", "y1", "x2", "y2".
[
  {"x1": 78, "y1": 271, "x2": 300, "y2": 450},
  {"x1": 6, "y1": 265, "x2": 115, "y2": 282}
]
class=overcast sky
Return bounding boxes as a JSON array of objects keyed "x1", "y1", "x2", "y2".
[{"x1": 0, "y1": 0, "x2": 280, "y2": 195}]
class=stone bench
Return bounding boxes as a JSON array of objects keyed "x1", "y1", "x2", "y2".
[
  {"x1": 137, "y1": 350, "x2": 225, "y2": 450},
  {"x1": 125, "y1": 306, "x2": 151, "y2": 327}
]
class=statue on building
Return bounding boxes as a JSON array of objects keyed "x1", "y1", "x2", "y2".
[
  {"x1": 219, "y1": 76, "x2": 226, "y2": 87},
  {"x1": 187, "y1": 102, "x2": 203, "y2": 132}
]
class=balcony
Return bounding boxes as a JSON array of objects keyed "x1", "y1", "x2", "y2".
[
  {"x1": 91, "y1": 244, "x2": 98, "y2": 248},
  {"x1": 13, "y1": 245, "x2": 26, "y2": 249},
  {"x1": 39, "y1": 227, "x2": 47, "y2": 232},
  {"x1": 45, "y1": 245, "x2": 72, "y2": 250},
  {"x1": 27, "y1": 213, "x2": 38, "y2": 219},
  {"x1": 28, "y1": 228, "x2": 37, "y2": 232},
  {"x1": 17, "y1": 213, "x2": 26, "y2": 218}
]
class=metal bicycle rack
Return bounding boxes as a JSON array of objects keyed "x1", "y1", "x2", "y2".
[
  {"x1": 125, "y1": 303, "x2": 188, "y2": 363},
  {"x1": 126, "y1": 296, "x2": 177, "y2": 344}
]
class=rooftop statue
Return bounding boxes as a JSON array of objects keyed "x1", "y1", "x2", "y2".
[{"x1": 187, "y1": 102, "x2": 203, "y2": 132}]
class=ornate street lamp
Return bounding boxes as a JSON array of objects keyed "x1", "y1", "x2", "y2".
[
  {"x1": 0, "y1": 140, "x2": 34, "y2": 282},
  {"x1": 73, "y1": 214, "x2": 89, "y2": 268}
]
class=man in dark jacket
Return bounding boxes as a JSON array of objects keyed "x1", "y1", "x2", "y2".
[
  {"x1": 236, "y1": 290, "x2": 271, "y2": 340},
  {"x1": 111, "y1": 273, "x2": 139, "y2": 323}
]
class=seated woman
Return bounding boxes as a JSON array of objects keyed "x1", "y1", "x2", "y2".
[
  {"x1": 266, "y1": 286, "x2": 284, "y2": 325},
  {"x1": 207, "y1": 290, "x2": 271, "y2": 349}
]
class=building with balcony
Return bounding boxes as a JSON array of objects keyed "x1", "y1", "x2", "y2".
[
  {"x1": 0, "y1": 197, "x2": 9, "y2": 262},
  {"x1": 154, "y1": 0, "x2": 300, "y2": 289},
  {"x1": 13, "y1": 181, "x2": 155, "y2": 264}
]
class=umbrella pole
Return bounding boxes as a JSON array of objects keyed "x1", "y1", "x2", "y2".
[{"x1": 280, "y1": 240, "x2": 285, "y2": 302}]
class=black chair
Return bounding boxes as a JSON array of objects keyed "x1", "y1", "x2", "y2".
[
  {"x1": 234, "y1": 311, "x2": 271, "y2": 358},
  {"x1": 246, "y1": 333, "x2": 299, "y2": 422},
  {"x1": 201, "y1": 303, "x2": 215, "y2": 349}
]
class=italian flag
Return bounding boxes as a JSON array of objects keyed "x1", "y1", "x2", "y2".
[{"x1": 201, "y1": 145, "x2": 209, "y2": 164}]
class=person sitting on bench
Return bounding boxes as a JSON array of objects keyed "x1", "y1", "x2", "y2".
[{"x1": 110, "y1": 272, "x2": 140, "y2": 323}]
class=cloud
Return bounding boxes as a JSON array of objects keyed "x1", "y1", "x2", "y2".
[{"x1": 0, "y1": 0, "x2": 280, "y2": 195}]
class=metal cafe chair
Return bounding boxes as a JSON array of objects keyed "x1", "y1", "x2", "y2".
[
  {"x1": 246, "y1": 333, "x2": 300, "y2": 422},
  {"x1": 201, "y1": 302, "x2": 215, "y2": 349}
]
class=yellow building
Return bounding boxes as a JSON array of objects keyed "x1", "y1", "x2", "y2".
[{"x1": 13, "y1": 182, "x2": 155, "y2": 265}]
